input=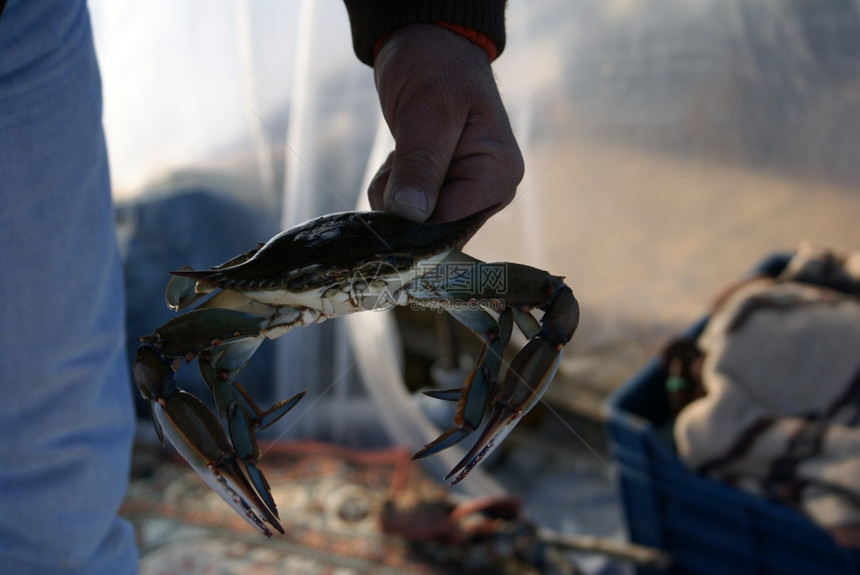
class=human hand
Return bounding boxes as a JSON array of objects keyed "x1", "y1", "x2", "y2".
[{"x1": 368, "y1": 24, "x2": 523, "y2": 224}]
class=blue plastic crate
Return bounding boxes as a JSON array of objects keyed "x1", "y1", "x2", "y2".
[{"x1": 605, "y1": 254, "x2": 860, "y2": 574}]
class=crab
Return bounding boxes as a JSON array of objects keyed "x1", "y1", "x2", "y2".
[{"x1": 133, "y1": 207, "x2": 579, "y2": 536}]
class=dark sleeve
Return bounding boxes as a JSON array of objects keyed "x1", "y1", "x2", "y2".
[{"x1": 343, "y1": 0, "x2": 507, "y2": 66}]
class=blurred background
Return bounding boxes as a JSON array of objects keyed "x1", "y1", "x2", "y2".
[{"x1": 89, "y1": 0, "x2": 860, "y2": 572}]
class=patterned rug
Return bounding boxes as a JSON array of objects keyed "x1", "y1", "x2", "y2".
[{"x1": 121, "y1": 441, "x2": 573, "y2": 575}]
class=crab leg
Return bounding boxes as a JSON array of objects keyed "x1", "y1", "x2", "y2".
[
  {"x1": 412, "y1": 307, "x2": 513, "y2": 459},
  {"x1": 447, "y1": 282, "x2": 579, "y2": 484},
  {"x1": 139, "y1": 307, "x2": 271, "y2": 359},
  {"x1": 409, "y1": 256, "x2": 580, "y2": 483},
  {"x1": 133, "y1": 345, "x2": 284, "y2": 536},
  {"x1": 138, "y1": 304, "x2": 307, "y2": 523},
  {"x1": 198, "y1": 340, "x2": 306, "y2": 517}
]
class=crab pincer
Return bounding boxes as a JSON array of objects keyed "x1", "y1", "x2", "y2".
[
  {"x1": 411, "y1": 263, "x2": 579, "y2": 483},
  {"x1": 134, "y1": 345, "x2": 284, "y2": 536}
]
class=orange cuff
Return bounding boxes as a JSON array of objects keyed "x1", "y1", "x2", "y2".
[
  {"x1": 435, "y1": 22, "x2": 499, "y2": 62},
  {"x1": 372, "y1": 22, "x2": 500, "y2": 64}
]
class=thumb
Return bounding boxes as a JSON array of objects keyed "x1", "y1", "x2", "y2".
[{"x1": 382, "y1": 115, "x2": 461, "y2": 221}]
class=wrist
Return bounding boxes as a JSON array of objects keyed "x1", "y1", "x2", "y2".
[
  {"x1": 344, "y1": 0, "x2": 506, "y2": 66},
  {"x1": 374, "y1": 22, "x2": 499, "y2": 63}
]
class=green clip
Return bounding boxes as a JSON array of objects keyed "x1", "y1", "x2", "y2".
[{"x1": 665, "y1": 375, "x2": 689, "y2": 393}]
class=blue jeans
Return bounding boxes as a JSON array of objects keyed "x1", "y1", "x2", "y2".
[{"x1": 0, "y1": 1, "x2": 137, "y2": 573}]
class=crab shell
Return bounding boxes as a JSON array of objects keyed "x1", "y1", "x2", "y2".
[{"x1": 171, "y1": 207, "x2": 495, "y2": 309}]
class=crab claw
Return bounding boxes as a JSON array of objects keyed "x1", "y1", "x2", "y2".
[
  {"x1": 446, "y1": 284, "x2": 579, "y2": 484},
  {"x1": 223, "y1": 382, "x2": 306, "y2": 518},
  {"x1": 194, "y1": 338, "x2": 307, "y2": 518},
  {"x1": 446, "y1": 338, "x2": 561, "y2": 484},
  {"x1": 133, "y1": 346, "x2": 284, "y2": 536},
  {"x1": 412, "y1": 308, "x2": 513, "y2": 460}
]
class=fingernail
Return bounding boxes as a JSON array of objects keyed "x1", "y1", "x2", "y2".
[{"x1": 391, "y1": 187, "x2": 428, "y2": 220}]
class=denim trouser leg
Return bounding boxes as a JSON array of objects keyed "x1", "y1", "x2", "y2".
[{"x1": 0, "y1": 1, "x2": 138, "y2": 573}]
